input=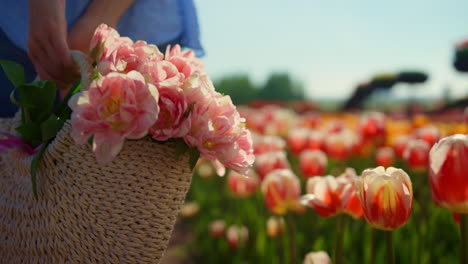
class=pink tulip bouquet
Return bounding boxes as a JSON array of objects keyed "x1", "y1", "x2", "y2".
[{"x1": 0, "y1": 24, "x2": 254, "y2": 197}]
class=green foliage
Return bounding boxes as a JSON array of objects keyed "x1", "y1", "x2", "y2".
[
  {"x1": 258, "y1": 72, "x2": 305, "y2": 101},
  {"x1": 214, "y1": 74, "x2": 258, "y2": 105},
  {"x1": 214, "y1": 72, "x2": 306, "y2": 105}
]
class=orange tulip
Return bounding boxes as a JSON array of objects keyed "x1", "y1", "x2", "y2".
[
  {"x1": 227, "y1": 169, "x2": 259, "y2": 198},
  {"x1": 261, "y1": 169, "x2": 301, "y2": 215},
  {"x1": 356, "y1": 166, "x2": 413, "y2": 230},
  {"x1": 299, "y1": 149, "x2": 327, "y2": 178},
  {"x1": 429, "y1": 134, "x2": 468, "y2": 213}
]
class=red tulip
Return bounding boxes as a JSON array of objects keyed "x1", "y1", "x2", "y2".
[
  {"x1": 299, "y1": 150, "x2": 327, "y2": 178},
  {"x1": 324, "y1": 129, "x2": 357, "y2": 161},
  {"x1": 252, "y1": 133, "x2": 286, "y2": 155},
  {"x1": 305, "y1": 130, "x2": 324, "y2": 151},
  {"x1": 403, "y1": 139, "x2": 430, "y2": 170},
  {"x1": 227, "y1": 169, "x2": 259, "y2": 198},
  {"x1": 358, "y1": 112, "x2": 386, "y2": 142},
  {"x1": 415, "y1": 125, "x2": 440, "y2": 147},
  {"x1": 356, "y1": 166, "x2": 413, "y2": 230},
  {"x1": 287, "y1": 128, "x2": 309, "y2": 155},
  {"x1": 429, "y1": 134, "x2": 468, "y2": 213},
  {"x1": 393, "y1": 135, "x2": 411, "y2": 158},
  {"x1": 301, "y1": 175, "x2": 352, "y2": 218},
  {"x1": 254, "y1": 151, "x2": 290, "y2": 180},
  {"x1": 261, "y1": 169, "x2": 301, "y2": 215},
  {"x1": 338, "y1": 168, "x2": 364, "y2": 219},
  {"x1": 376, "y1": 147, "x2": 395, "y2": 167}
]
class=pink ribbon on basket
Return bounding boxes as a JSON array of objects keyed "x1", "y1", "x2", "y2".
[{"x1": 0, "y1": 132, "x2": 41, "y2": 155}]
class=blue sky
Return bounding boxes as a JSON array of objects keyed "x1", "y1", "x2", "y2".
[{"x1": 194, "y1": 0, "x2": 468, "y2": 100}]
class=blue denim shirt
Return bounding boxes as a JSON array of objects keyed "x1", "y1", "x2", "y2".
[{"x1": 0, "y1": 0, "x2": 204, "y2": 56}]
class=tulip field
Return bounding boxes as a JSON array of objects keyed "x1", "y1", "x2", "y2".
[{"x1": 173, "y1": 105, "x2": 468, "y2": 264}]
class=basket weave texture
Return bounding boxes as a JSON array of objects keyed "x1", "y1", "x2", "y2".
[{"x1": 0, "y1": 114, "x2": 192, "y2": 263}]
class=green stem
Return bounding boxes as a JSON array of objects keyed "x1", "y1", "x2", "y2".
[
  {"x1": 385, "y1": 231, "x2": 395, "y2": 264},
  {"x1": 286, "y1": 214, "x2": 296, "y2": 264},
  {"x1": 461, "y1": 214, "x2": 468, "y2": 264},
  {"x1": 370, "y1": 227, "x2": 376, "y2": 264},
  {"x1": 334, "y1": 214, "x2": 347, "y2": 264}
]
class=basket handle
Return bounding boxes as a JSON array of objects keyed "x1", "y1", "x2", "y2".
[{"x1": 70, "y1": 50, "x2": 93, "y2": 91}]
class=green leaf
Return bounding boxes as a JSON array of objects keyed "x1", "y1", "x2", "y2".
[
  {"x1": 17, "y1": 81, "x2": 57, "y2": 123},
  {"x1": 174, "y1": 139, "x2": 189, "y2": 160},
  {"x1": 15, "y1": 123, "x2": 42, "y2": 147},
  {"x1": 188, "y1": 147, "x2": 200, "y2": 171},
  {"x1": 0, "y1": 60, "x2": 25, "y2": 87},
  {"x1": 40, "y1": 114, "x2": 64, "y2": 142},
  {"x1": 56, "y1": 81, "x2": 81, "y2": 119},
  {"x1": 30, "y1": 142, "x2": 49, "y2": 200}
]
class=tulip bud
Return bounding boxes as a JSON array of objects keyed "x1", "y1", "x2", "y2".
[
  {"x1": 196, "y1": 160, "x2": 215, "y2": 179},
  {"x1": 266, "y1": 216, "x2": 283, "y2": 238},
  {"x1": 261, "y1": 169, "x2": 301, "y2": 215},
  {"x1": 416, "y1": 125, "x2": 440, "y2": 146},
  {"x1": 376, "y1": 147, "x2": 395, "y2": 167},
  {"x1": 209, "y1": 219, "x2": 226, "y2": 238},
  {"x1": 226, "y1": 225, "x2": 249, "y2": 249},
  {"x1": 356, "y1": 166, "x2": 413, "y2": 230},
  {"x1": 227, "y1": 169, "x2": 259, "y2": 198},
  {"x1": 301, "y1": 175, "x2": 352, "y2": 218},
  {"x1": 180, "y1": 201, "x2": 200, "y2": 218},
  {"x1": 299, "y1": 150, "x2": 327, "y2": 178},
  {"x1": 403, "y1": 139, "x2": 430, "y2": 170},
  {"x1": 254, "y1": 151, "x2": 291, "y2": 180},
  {"x1": 429, "y1": 134, "x2": 468, "y2": 213},
  {"x1": 303, "y1": 251, "x2": 332, "y2": 264}
]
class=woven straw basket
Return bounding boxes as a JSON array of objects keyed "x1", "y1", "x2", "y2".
[{"x1": 0, "y1": 52, "x2": 193, "y2": 263}]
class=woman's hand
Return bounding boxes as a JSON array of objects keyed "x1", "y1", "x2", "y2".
[
  {"x1": 68, "y1": 0, "x2": 135, "y2": 53},
  {"x1": 28, "y1": 0, "x2": 79, "y2": 88}
]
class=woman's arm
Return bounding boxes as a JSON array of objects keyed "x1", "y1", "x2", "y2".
[{"x1": 68, "y1": 0, "x2": 135, "y2": 52}]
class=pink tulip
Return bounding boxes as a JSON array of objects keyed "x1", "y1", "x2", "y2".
[
  {"x1": 150, "y1": 86, "x2": 190, "y2": 141},
  {"x1": 69, "y1": 71, "x2": 159, "y2": 163}
]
